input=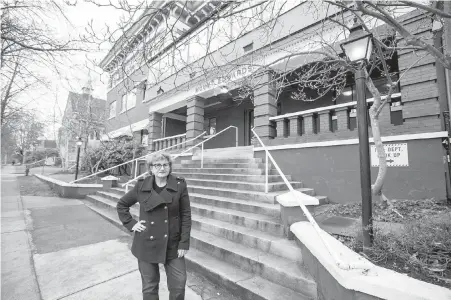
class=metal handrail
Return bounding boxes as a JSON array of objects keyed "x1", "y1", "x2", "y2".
[
  {"x1": 26, "y1": 158, "x2": 46, "y2": 168},
  {"x1": 251, "y1": 127, "x2": 372, "y2": 271},
  {"x1": 70, "y1": 131, "x2": 207, "y2": 183},
  {"x1": 122, "y1": 125, "x2": 239, "y2": 190},
  {"x1": 172, "y1": 125, "x2": 238, "y2": 168},
  {"x1": 152, "y1": 133, "x2": 186, "y2": 142}
]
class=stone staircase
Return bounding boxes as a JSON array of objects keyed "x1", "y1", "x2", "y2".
[{"x1": 83, "y1": 146, "x2": 328, "y2": 300}]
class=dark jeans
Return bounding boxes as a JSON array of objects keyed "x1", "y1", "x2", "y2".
[{"x1": 138, "y1": 257, "x2": 187, "y2": 300}]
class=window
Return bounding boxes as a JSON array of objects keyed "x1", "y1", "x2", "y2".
[
  {"x1": 120, "y1": 89, "x2": 137, "y2": 113},
  {"x1": 120, "y1": 94, "x2": 127, "y2": 113},
  {"x1": 109, "y1": 101, "x2": 116, "y2": 119},
  {"x1": 243, "y1": 42, "x2": 253, "y2": 52}
]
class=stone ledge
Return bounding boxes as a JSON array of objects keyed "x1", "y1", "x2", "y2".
[
  {"x1": 35, "y1": 174, "x2": 102, "y2": 199},
  {"x1": 291, "y1": 222, "x2": 451, "y2": 300}
]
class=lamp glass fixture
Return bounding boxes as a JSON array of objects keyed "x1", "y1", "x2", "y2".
[
  {"x1": 341, "y1": 33, "x2": 373, "y2": 63},
  {"x1": 76, "y1": 141, "x2": 83, "y2": 146}
]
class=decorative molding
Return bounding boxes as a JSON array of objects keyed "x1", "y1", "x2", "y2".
[
  {"x1": 270, "y1": 93, "x2": 402, "y2": 121},
  {"x1": 254, "y1": 131, "x2": 448, "y2": 151}
]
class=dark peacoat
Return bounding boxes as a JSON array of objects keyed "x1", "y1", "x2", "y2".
[{"x1": 116, "y1": 174, "x2": 192, "y2": 264}]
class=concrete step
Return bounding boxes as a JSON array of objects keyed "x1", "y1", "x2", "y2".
[
  {"x1": 190, "y1": 193, "x2": 280, "y2": 218},
  {"x1": 85, "y1": 194, "x2": 139, "y2": 218},
  {"x1": 191, "y1": 203, "x2": 283, "y2": 236},
  {"x1": 182, "y1": 158, "x2": 264, "y2": 164},
  {"x1": 81, "y1": 195, "x2": 315, "y2": 300},
  {"x1": 192, "y1": 146, "x2": 255, "y2": 159},
  {"x1": 185, "y1": 178, "x2": 303, "y2": 193},
  {"x1": 186, "y1": 248, "x2": 312, "y2": 300},
  {"x1": 188, "y1": 185, "x2": 315, "y2": 203},
  {"x1": 191, "y1": 215, "x2": 301, "y2": 261},
  {"x1": 174, "y1": 162, "x2": 272, "y2": 169},
  {"x1": 172, "y1": 167, "x2": 280, "y2": 176},
  {"x1": 191, "y1": 230, "x2": 317, "y2": 298},
  {"x1": 172, "y1": 172, "x2": 291, "y2": 183}
]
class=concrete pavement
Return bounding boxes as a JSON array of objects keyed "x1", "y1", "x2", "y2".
[
  {"x1": 1, "y1": 166, "x2": 206, "y2": 300},
  {"x1": 1, "y1": 166, "x2": 41, "y2": 300}
]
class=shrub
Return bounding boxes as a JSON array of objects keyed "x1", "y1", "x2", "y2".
[
  {"x1": 81, "y1": 139, "x2": 145, "y2": 176},
  {"x1": 343, "y1": 213, "x2": 451, "y2": 288}
]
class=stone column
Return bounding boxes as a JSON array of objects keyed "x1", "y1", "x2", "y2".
[
  {"x1": 148, "y1": 112, "x2": 163, "y2": 151},
  {"x1": 318, "y1": 111, "x2": 330, "y2": 133},
  {"x1": 288, "y1": 116, "x2": 301, "y2": 137},
  {"x1": 335, "y1": 107, "x2": 349, "y2": 131},
  {"x1": 253, "y1": 71, "x2": 277, "y2": 144},
  {"x1": 276, "y1": 119, "x2": 286, "y2": 138},
  {"x1": 378, "y1": 102, "x2": 392, "y2": 131},
  {"x1": 186, "y1": 96, "x2": 205, "y2": 147},
  {"x1": 303, "y1": 113, "x2": 315, "y2": 135}
]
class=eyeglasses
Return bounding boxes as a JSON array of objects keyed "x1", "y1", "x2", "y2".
[{"x1": 152, "y1": 163, "x2": 170, "y2": 169}]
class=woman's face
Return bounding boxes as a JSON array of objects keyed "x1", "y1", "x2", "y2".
[{"x1": 151, "y1": 158, "x2": 171, "y2": 178}]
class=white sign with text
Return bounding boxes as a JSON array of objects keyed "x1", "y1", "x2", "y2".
[{"x1": 371, "y1": 143, "x2": 409, "y2": 167}]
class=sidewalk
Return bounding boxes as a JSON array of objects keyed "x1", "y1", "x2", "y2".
[
  {"x1": 1, "y1": 168, "x2": 222, "y2": 300},
  {"x1": 1, "y1": 167, "x2": 41, "y2": 300}
]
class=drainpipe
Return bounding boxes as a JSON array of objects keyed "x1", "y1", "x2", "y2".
[
  {"x1": 434, "y1": 14, "x2": 451, "y2": 201},
  {"x1": 444, "y1": 1, "x2": 451, "y2": 115}
]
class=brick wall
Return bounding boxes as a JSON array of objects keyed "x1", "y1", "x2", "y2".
[{"x1": 397, "y1": 11, "x2": 442, "y2": 134}]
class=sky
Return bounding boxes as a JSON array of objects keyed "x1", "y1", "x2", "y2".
[{"x1": 23, "y1": 0, "x2": 129, "y2": 140}]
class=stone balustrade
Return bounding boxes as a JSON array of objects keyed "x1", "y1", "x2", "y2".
[
  {"x1": 269, "y1": 93, "x2": 403, "y2": 143},
  {"x1": 152, "y1": 133, "x2": 187, "y2": 151}
]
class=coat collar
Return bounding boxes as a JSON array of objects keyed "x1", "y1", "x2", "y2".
[{"x1": 141, "y1": 174, "x2": 178, "y2": 192}]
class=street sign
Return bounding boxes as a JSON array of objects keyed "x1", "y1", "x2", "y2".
[{"x1": 371, "y1": 143, "x2": 408, "y2": 167}]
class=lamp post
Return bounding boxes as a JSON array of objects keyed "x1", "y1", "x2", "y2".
[
  {"x1": 340, "y1": 22, "x2": 374, "y2": 248},
  {"x1": 74, "y1": 137, "x2": 83, "y2": 181}
]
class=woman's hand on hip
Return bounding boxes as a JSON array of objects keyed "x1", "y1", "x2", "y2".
[
  {"x1": 178, "y1": 249, "x2": 188, "y2": 258},
  {"x1": 132, "y1": 220, "x2": 146, "y2": 232}
]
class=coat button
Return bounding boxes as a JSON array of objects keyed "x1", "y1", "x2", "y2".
[
  {"x1": 164, "y1": 206, "x2": 167, "y2": 209},
  {"x1": 150, "y1": 236, "x2": 154, "y2": 240},
  {"x1": 151, "y1": 221, "x2": 154, "y2": 225},
  {"x1": 164, "y1": 234, "x2": 167, "y2": 238},
  {"x1": 164, "y1": 220, "x2": 168, "y2": 223}
]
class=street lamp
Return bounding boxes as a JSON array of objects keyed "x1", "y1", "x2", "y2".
[
  {"x1": 340, "y1": 21, "x2": 374, "y2": 248},
  {"x1": 74, "y1": 137, "x2": 83, "y2": 181}
]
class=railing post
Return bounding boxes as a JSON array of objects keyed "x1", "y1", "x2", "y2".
[
  {"x1": 265, "y1": 151, "x2": 268, "y2": 194},
  {"x1": 134, "y1": 159, "x2": 138, "y2": 178},
  {"x1": 201, "y1": 143, "x2": 204, "y2": 169},
  {"x1": 236, "y1": 127, "x2": 238, "y2": 147},
  {"x1": 125, "y1": 184, "x2": 129, "y2": 193}
]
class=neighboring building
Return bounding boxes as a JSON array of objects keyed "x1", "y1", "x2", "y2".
[
  {"x1": 100, "y1": 1, "x2": 451, "y2": 203},
  {"x1": 58, "y1": 80, "x2": 106, "y2": 169}
]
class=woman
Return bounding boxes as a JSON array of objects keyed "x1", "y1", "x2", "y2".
[{"x1": 117, "y1": 152, "x2": 192, "y2": 300}]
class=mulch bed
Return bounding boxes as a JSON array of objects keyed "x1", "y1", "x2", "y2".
[
  {"x1": 316, "y1": 198, "x2": 451, "y2": 223},
  {"x1": 334, "y1": 233, "x2": 451, "y2": 289},
  {"x1": 17, "y1": 175, "x2": 58, "y2": 197}
]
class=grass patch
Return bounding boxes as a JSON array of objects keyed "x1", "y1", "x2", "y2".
[
  {"x1": 336, "y1": 213, "x2": 451, "y2": 288},
  {"x1": 17, "y1": 175, "x2": 58, "y2": 197}
]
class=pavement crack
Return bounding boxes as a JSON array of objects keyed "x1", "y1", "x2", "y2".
[{"x1": 56, "y1": 268, "x2": 138, "y2": 299}]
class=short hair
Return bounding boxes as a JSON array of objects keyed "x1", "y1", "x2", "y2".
[{"x1": 146, "y1": 152, "x2": 173, "y2": 173}]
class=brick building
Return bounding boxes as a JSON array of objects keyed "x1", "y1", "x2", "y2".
[
  {"x1": 59, "y1": 80, "x2": 106, "y2": 169},
  {"x1": 100, "y1": 1, "x2": 451, "y2": 203}
]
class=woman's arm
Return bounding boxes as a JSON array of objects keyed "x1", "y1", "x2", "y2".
[
  {"x1": 116, "y1": 182, "x2": 139, "y2": 232},
  {"x1": 178, "y1": 181, "x2": 192, "y2": 250}
]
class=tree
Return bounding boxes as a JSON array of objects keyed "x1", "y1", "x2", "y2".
[
  {"x1": 1, "y1": 0, "x2": 83, "y2": 126},
  {"x1": 88, "y1": 1, "x2": 450, "y2": 210}
]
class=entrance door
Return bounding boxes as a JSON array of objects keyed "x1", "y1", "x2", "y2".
[{"x1": 244, "y1": 109, "x2": 254, "y2": 146}]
